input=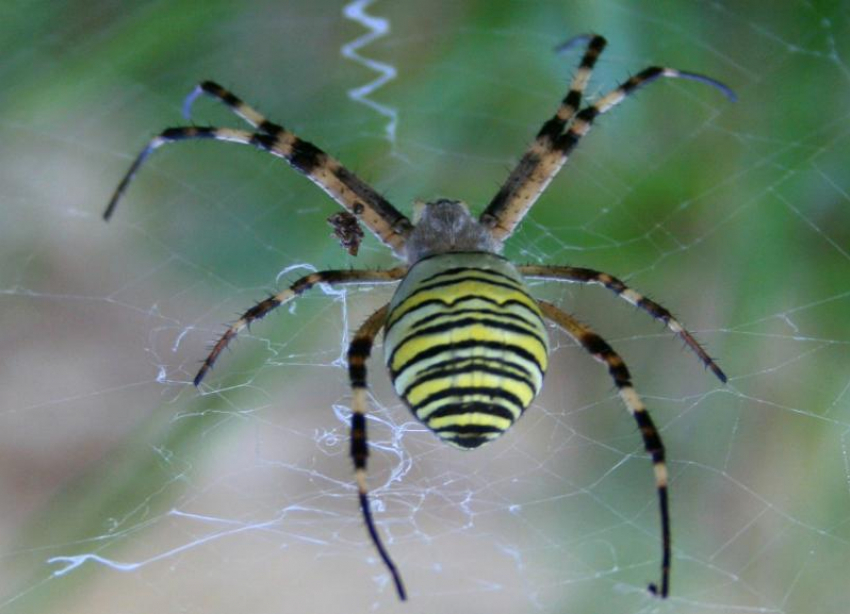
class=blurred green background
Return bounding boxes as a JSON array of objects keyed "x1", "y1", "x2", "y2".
[{"x1": 2, "y1": 1, "x2": 849, "y2": 612}]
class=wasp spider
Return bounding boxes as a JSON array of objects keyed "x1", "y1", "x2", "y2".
[{"x1": 105, "y1": 34, "x2": 733, "y2": 601}]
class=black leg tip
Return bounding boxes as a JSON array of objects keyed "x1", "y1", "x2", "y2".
[
  {"x1": 711, "y1": 363, "x2": 729, "y2": 384},
  {"x1": 647, "y1": 581, "x2": 668, "y2": 598},
  {"x1": 193, "y1": 368, "x2": 207, "y2": 387}
]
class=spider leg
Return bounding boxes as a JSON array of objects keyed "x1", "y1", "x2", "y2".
[
  {"x1": 182, "y1": 81, "x2": 278, "y2": 133},
  {"x1": 347, "y1": 303, "x2": 407, "y2": 600},
  {"x1": 480, "y1": 34, "x2": 735, "y2": 245},
  {"x1": 104, "y1": 121, "x2": 413, "y2": 257},
  {"x1": 537, "y1": 300, "x2": 671, "y2": 598},
  {"x1": 480, "y1": 34, "x2": 606, "y2": 242},
  {"x1": 194, "y1": 267, "x2": 407, "y2": 386},
  {"x1": 519, "y1": 265, "x2": 726, "y2": 382}
]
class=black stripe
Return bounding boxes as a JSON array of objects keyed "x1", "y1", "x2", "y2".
[
  {"x1": 624, "y1": 67, "x2": 664, "y2": 94},
  {"x1": 582, "y1": 331, "x2": 611, "y2": 357},
  {"x1": 386, "y1": 295, "x2": 545, "y2": 334},
  {"x1": 409, "y1": 306, "x2": 539, "y2": 332},
  {"x1": 162, "y1": 126, "x2": 216, "y2": 140},
  {"x1": 401, "y1": 360, "x2": 535, "y2": 400},
  {"x1": 388, "y1": 317, "x2": 547, "y2": 368},
  {"x1": 258, "y1": 120, "x2": 284, "y2": 136},
  {"x1": 350, "y1": 412, "x2": 367, "y2": 467},
  {"x1": 348, "y1": 338, "x2": 373, "y2": 388},
  {"x1": 248, "y1": 133, "x2": 325, "y2": 175},
  {"x1": 554, "y1": 107, "x2": 600, "y2": 151},
  {"x1": 602, "y1": 277, "x2": 628, "y2": 294},
  {"x1": 409, "y1": 273, "x2": 525, "y2": 298},
  {"x1": 433, "y1": 422, "x2": 504, "y2": 435},
  {"x1": 349, "y1": 337, "x2": 373, "y2": 358},
  {"x1": 288, "y1": 138, "x2": 325, "y2": 174},
  {"x1": 405, "y1": 314, "x2": 542, "y2": 342},
  {"x1": 289, "y1": 270, "x2": 361, "y2": 293},
  {"x1": 417, "y1": 354, "x2": 534, "y2": 381},
  {"x1": 349, "y1": 363, "x2": 367, "y2": 387},
  {"x1": 633, "y1": 409, "x2": 664, "y2": 462},
  {"x1": 537, "y1": 89, "x2": 583, "y2": 142},
  {"x1": 563, "y1": 89, "x2": 582, "y2": 110},
  {"x1": 419, "y1": 266, "x2": 522, "y2": 286},
  {"x1": 608, "y1": 361, "x2": 630, "y2": 386},
  {"x1": 581, "y1": 332, "x2": 632, "y2": 386},
  {"x1": 583, "y1": 35, "x2": 606, "y2": 66},
  {"x1": 200, "y1": 80, "x2": 224, "y2": 95},
  {"x1": 403, "y1": 315, "x2": 545, "y2": 350},
  {"x1": 576, "y1": 106, "x2": 599, "y2": 124},
  {"x1": 637, "y1": 296, "x2": 672, "y2": 321},
  {"x1": 390, "y1": 339, "x2": 545, "y2": 381},
  {"x1": 243, "y1": 296, "x2": 281, "y2": 320},
  {"x1": 537, "y1": 117, "x2": 565, "y2": 142},
  {"x1": 250, "y1": 132, "x2": 276, "y2": 150},
  {"x1": 556, "y1": 129, "x2": 580, "y2": 154},
  {"x1": 418, "y1": 392, "x2": 521, "y2": 420},
  {"x1": 445, "y1": 435, "x2": 491, "y2": 449}
]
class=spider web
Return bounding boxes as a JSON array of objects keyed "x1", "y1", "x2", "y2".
[{"x1": 2, "y1": 1, "x2": 849, "y2": 612}]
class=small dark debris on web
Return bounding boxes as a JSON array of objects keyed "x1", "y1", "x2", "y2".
[{"x1": 327, "y1": 211, "x2": 365, "y2": 256}]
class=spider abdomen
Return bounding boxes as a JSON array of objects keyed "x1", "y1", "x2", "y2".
[{"x1": 384, "y1": 252, "x2": 549, "y2": 449}]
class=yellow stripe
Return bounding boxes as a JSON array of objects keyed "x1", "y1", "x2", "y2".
[
  {"x1": 418, "y1": 267, "x2": 524, "y2": 288},
  {"x1": 414, "y1": 389, "x2": 524, "y2": 422},
  {"x1": 389, "y1": 298, "x2": 544, "y2": 338},
  {"x1": 410, "y1": 309, "x2": 542, "y2": 334},
  {"x1": 387, "y1": 278, "x2": 541, "y2": 329},
  {"x1": 391, "y1": 346, "x2": 544, "y2": 398},
  {"x1": 405, "y1": 372, "x2": 535, "y2": 409},
  {"x1": 389, "y1": 325, "x2": 548, "y2": 374},
  {"x1": 427, "y1": 412, "x2": 513, "y2": 431}
]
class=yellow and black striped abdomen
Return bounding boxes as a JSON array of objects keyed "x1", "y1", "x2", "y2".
[{"x1": 384, "y1": 252, "x2": 548, "y2": 449}]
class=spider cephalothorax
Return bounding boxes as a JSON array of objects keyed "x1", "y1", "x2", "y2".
[
  {"x1": 405, "y1": 199, "x2": 499, "y2": 261},
  {"x1": 105, "y1": 34, "x2": 733, "y2": 601}
]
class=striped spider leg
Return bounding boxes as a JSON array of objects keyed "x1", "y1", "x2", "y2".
[
  {"x1": 191, "y1": 268, "x2": 407, "y2": 602},
  {"x1": 103, "y1": 81, "x2": 413, "y2": 257},
  {"x1": 182, "y1": 80, "x2": 283, "y2": 134},
  {"x1": 527, "y1": 264, "x2": 727, "y2": 597},
  {"x1": 479, "y1": 34, "x2": 736, "y2": 246},
  {"x1": 347, "y1": 303, "x2": 407, "y2": 600},
  {"x1": 182, "y1": 83, "x2": 367, "y2": 255},
  {"x1": 193, "y1": 267, "x2": 407, "y2": 386},
  {"x1": 520, "y1": 265, "x2": 727, "y2": 383},
  {"x1": 537, "y1": 301, "x2": 672, "y2": 597}
]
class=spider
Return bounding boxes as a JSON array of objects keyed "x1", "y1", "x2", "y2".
[{"x1": 104, "y1": 34, "x2": 733, "y2": 601}]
